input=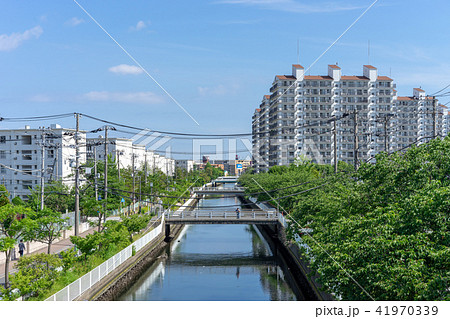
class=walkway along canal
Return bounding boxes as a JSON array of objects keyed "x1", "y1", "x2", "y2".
[{"x1": 115, "y1": 189, "x2": 315, "y2": 301}]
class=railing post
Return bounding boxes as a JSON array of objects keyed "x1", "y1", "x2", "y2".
[
  {"x1": 224, "y1": 212, "x2": 226, "y2": 218},
  {"x1": 181, "y1": 211, "x2": 184, "y2": 219},
  {"x1": 195, "y1": 211, "x2": 198, "y2": 219},
  {"x1": 210, "y1": 212, "x2": 212, "y2": 219},
  {"x1": 253, "y1": 210, "x2": 255, "y2": 219}
]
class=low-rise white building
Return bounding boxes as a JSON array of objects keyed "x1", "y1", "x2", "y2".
[
  {"x1": 0, "y1": 124, "x2": 86, "y2": 200},
  {"x1": 175, "y1": 159, "x2": 195, "y2": 172},
  {"x1": 86, "y1": 137, "x2": 175, "y2": 176}
]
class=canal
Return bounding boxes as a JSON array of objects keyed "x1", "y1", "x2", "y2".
[{"x1": 118, "y1": 192, "x2": 300, "y2": 301}]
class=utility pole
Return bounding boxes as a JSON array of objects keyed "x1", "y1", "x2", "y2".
[
  {"x1": 139, "y1": 176, "x2": 142, "y2": 203},
  {"x1": 144, "y1": 153, "x2": 148, "y2": 185},
  {"x1": 353, "y1": 110, "x2": 358, "y2": 171},
  {"x1": 132, "y1": 153, "x2": 136, "y2": 211},
  {"x1": 40, "y1": 130, "x2": 45, "y2": 211},
  {"x1": 74, "y1": 113, "x2": 80, "y2": 237},
  {"x1": 104, "y1": 127, "x2": 108, "y2": 224},
  {"x1": 150, "y1": 182, "x2": 153, "y2": 214},
  {"x1": 117, "y1": 150, "x2": 121, "y2": 181},
  {"x1": 94, "y1": 147, "x2": 98, "y2": 201},
  {"x1": 333, "y1": 116, "x2": 338, "y2": 174},
  {"x1": 384, "y1": 117, "x2": 388, "y2": 153},
  {"x1": 432, "y1": 96, "x2": 437, "y2": 139},
  {"x1": 153, "y1": 156, "x2": 156, "y2": 174},
  {"x1": 55, "y1": 145, "x2": 59, "y2": 181}
]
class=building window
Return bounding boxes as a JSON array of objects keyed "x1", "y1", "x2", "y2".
[{"x1": 21, "y1": 135, "x2": 32, "y2": 145}]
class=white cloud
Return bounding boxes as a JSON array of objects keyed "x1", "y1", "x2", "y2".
[
  {"x1": 0, "y1": 26, "x2": 43, "y2": 52},
  {"x1": 65, "y1": 17, "x2": 85, "y2": 27},
  {"x1": 130, "y1": 20, "x2": 148, "y2": 31},
  {"x1": 214, "y1": 0, "x2": 365, "y2": 13},
  {"x1": 83, "y1": 91, "x2": 164, "y2": 104},
  {"x1": 108, "y1": 64, "x2": 144, "y2": 75}
]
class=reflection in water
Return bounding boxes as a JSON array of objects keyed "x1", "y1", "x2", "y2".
[{"x1": 118, "y1": 194, "x2": 298, "y2": 301}]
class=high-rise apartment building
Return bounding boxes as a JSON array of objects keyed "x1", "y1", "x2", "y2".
[
  {"x1": 252, "y1": 64, "x2": 445, "y2": 172},
  {"x1": 394, "y1": 88, "x2": 445, "y2": 149}
]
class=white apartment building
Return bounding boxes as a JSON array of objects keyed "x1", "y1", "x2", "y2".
[
  {"x1": 253, "y1": 64, "x2": 446, "y2": 172},
  {"x1": 86, "y1": 137, "x2": 175, "y2": 176},
  {"x1": 252, "y1": 95, "x2": 271, "y2": 173},
  {"x1": 267, "y1": 74, "x2": 297, "y2": 167},
  {"x1": 443, "y1": 109, "x2": 450, "y2": 137},
  {"x1": 0, "y1": 124, "x2": 86, "y2": 200},
  {"x1": 175, "y1": 160, "x2": 195, "y2": 172},
  {"x1": 394, "y1": 88, "x2": 445, "y2": 149}
]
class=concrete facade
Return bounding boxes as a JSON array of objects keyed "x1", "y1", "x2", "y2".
[
  {"x1": 0, "y1": 124, "x2": 86, "y2": 200},
  {"x1": 86, "y1": 137, "x2": 175, "y2": 176}
]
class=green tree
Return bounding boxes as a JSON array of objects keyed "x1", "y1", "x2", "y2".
[
  {"x1": 0, "y1": 204, "x2": 30, "y2": 288},
  {"x1": 59, "y1": 248, "x2": 77, "y2": 272},
  {"x1": 26, "y1": 181, "x2": 73, "y2": 213},
  {"x1": 121, "y1": 214, "x2": 150, "y2": 241},
  {"x1": 23, "y1": 208, "x2": 72, "y2": 254},
  {"x1": 70, "y1": 233, "x2": 101, "y2": 261},
  {"x1": 0, "y1": 184, "x2": 10, "y2": 207},
  {"x1": 100, "y1": 220, "x2": 130, "y2": 253},
  {"x1": 9, "y1": 253, "x2": 62, "y2": 298},
  {"x1": 11, "y1": 196, "x2": 25, "y2": 206}
]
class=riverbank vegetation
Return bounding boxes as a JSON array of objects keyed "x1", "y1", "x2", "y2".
[
  {"x1": 1, "y1": 160, "x2": 223, "y2": 300},
  {"x1": 1, "y1": 213, "x2": 150, "y2": 300},
  {"x1": 240, "y1": 137, "x2": 450, "y2": 301}
]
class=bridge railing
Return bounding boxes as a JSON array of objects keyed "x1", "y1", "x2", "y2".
[{"x1": 166, "y1": 209, "x2": 277, "y2": 220}]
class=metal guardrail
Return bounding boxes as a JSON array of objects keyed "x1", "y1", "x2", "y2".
[{"x1": 45, "y1": 219, "x2": 164, "y2": 301}]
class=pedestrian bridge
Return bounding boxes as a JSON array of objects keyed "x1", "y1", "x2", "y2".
[
  {"x1": 165, "y1": 209, "x2": 279, "y2": 225},
  {"x1": 192, "y1": 186, "x2": 245, "y2": 195}
]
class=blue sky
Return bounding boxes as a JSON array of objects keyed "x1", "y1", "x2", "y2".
[{"x1": 1, "y1": 0, "x2": 449, "y2": 159}]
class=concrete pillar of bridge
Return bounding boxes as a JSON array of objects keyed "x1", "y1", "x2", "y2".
[{"x1": 165, "y1": 224, "x2": 171, "y2": 238}]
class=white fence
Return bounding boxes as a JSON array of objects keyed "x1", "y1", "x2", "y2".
[{"x1": 45, "y1": 216, "x2": 164, "y2": 301}]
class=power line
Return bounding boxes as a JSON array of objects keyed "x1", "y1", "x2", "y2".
[
  {"x1": 80, "y1": 113, "x2": 251, "y2": 137},
  {"x1": 0, "y1": 113, "x2": 75, "y2": 122}
]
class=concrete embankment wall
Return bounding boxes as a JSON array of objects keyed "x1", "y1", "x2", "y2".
[{"x1": 238, "y1": 195, "x2": 333, "y2": 301}]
